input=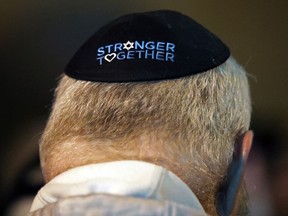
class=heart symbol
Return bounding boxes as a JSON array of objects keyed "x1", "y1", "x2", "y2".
[{"x1": 104, "y1": 53, "x2": 116, "y2": 62}]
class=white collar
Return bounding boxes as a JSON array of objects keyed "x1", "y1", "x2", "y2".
[{"x1": 30, "y1": 160, "x2": 205, "y2": 213}]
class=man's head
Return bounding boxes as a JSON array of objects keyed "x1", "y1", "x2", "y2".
[{"x1": 39, "y1": 10, "x2": 252, "y2": 215}]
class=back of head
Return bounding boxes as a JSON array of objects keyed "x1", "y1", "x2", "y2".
[{"x1": 39, "y1": 10, "x2": 252, "y2": 215}]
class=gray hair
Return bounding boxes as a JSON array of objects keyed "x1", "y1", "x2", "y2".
[{"x1": 40, "y1": 56, "x2": 251, "y2": 214}]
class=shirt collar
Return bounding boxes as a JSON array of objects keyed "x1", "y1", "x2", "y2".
[{"x1": 30, "y1": 160, "x2": 205, "y2": 213}]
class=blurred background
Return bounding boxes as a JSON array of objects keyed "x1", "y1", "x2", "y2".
[{"x1": 0, "y1": 0, "x2": 287, "y2": 215}]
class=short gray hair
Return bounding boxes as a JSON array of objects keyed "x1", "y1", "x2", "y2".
[{"x1": 40, "y1": 56, "x2": 251, "y2": 214}]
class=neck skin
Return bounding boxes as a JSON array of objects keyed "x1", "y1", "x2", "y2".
[
  {"x1": 40, "y1": 136, "x2": 226, "y2": 215},
  {"x1": 41, "y1": 133, "x2": 183, "y2": 183}
]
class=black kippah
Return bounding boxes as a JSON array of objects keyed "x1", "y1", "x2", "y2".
[{"x1": 65, "y1": 10, "x2": 230, "y2": 82}]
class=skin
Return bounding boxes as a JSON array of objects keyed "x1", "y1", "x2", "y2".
[{"x1": 41, "y1": 131, "x2": 253, "y2": 215}]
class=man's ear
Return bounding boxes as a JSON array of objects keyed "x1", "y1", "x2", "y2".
[{"x1": 217, "y1": 130, "x2": 253, "y2": 216}]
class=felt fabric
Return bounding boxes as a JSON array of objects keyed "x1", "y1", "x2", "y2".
[{"x1": 65, "y1": 10, "x2": 230, "y2": 82}]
